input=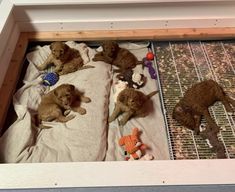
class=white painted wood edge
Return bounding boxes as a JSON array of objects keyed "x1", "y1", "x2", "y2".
[
  {"x1": 0, "y1": 0, "x2": 13, "y2": 34},
  {"x1": 0, "y1": 159, "x2": 235, "y2": 189},
  {"x1": 0, "y1": 1, "x2": 234, "y2": 190},
  {"x1": 10, "y1": 0, "x2": 235, "y2": 6}
]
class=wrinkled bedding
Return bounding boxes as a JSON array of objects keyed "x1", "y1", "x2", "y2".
[
  {"x1": 0, "y1": 41, "x2": 170, "y2": 163},
  {"x1": 105, "y1": 42, "x2": 170, "y2": 160},
  {"x1": 0, "y1": 41, "x2": 112, "y2": 162}
]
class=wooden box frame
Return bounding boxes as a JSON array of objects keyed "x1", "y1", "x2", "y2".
[{"x1": 1, "y1": 0, "x2": 235, "y2": 190}]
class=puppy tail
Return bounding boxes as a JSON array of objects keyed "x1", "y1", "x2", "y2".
[
  {"x1": 147, "y1": 90, "x2": 158, "y2": 99},
  {"x1": 137, "y1": 60, "x2": 144, "y2": 65},
  {"x1": 136, "y1": 59, "x2": 144, "y2": 69}
]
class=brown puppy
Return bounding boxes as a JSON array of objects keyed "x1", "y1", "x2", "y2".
[
  {"x1": 109, "y1": 88, "x2": 158, "y2": 126},
  {"x1": 38, "y1": 42, "x2": 94, "y2": 75},
  {"x1": 37, "y1": 84, "x2": 91, "y2": 128},
  {"x1": 93, "y1": 41, "x2": 142, "y2": 73},
  {"x1": 172, "y1": 79, "x2": 235, "y2": 135}
]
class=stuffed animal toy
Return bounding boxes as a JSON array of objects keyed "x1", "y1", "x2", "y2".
[
  {"x1": 144, "y1": 59, "x2": 157, "y2": 79},
  {"x1": 113, "y1": 80, "x2": 128, "y2": 103},
  {"x1": 119, "y1": 128, "x2": 151, "y2": 160},
  {"x1": 117, "y1": 69, "x2": 145, "y2": 89}
]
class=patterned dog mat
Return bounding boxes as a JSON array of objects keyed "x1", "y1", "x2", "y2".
[{"x1": 154, "y1": 40, "x2": 235, "y2": 159}]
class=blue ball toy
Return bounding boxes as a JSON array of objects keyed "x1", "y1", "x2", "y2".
[{"x1": 42, "y1": 72, "x2": 59, "y2": 86}]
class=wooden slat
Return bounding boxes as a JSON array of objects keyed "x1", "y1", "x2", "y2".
[
  {"x1": 0, "y1": 33, "x2": 28, "y2": 133},
  {"x1": 25, "y1": 27, "x2": 235, "y2": 41}
]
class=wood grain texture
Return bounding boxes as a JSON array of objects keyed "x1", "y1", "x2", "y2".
[
  {"x1": 25, "y1": 28, "x2": 235, "y2": 41},
  {"x1": 0, "y1": 33, "x2": 28, "y2": 133}
]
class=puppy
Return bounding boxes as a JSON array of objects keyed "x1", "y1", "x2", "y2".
[
  {"x1": 172, "y1": 80, "x2": 235, "y2": 135},
  {"x1": 93, "y1": 41, "x2": 142, "y2": 73},
  {"x1": 38, "y1": 42, "x2": 94, "y2": 75},
  {"x1": 109, "y1": 88, "x2": 158, "y2": 126},
  {"x1": 37, "y1": 84, "x2": 91, "y2": 128}
]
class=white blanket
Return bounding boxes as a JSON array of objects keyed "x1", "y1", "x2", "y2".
[
  {"x1": 0, "y1": 41, "x2": 170, "y2": 163},
  {"x1": 0, "y1": 41, "x2": 112, "y2": 163},
  {"x1": 105, "y1": 42, "x2": 170, "y2": 161}
]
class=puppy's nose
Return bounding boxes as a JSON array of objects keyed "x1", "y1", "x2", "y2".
[{"x1": 63, "y1": 101, "x2": 69, "y2": 106}]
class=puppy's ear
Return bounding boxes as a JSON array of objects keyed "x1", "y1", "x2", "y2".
[
  {"x1": 50, "y1": 42, "x2": 55, "y2": 50},
  {"x1": 68, "y1": 84, "x2": 75, "y2": 91},
  {"x1": 63, "y1": 43, "x2": 69, "y2": 52},
  {"x1": 53, "y1": 89, "x2": 58, "y2": 97},
  {"x1": 118, "y1": 94, "x2": 125, "y2": 103},
  {"x1": 101, "y1": 41, "x2": 106, "y2": 49},
  {"x1": 112, "y1": 41, "x2": 119, "y2": 49}
]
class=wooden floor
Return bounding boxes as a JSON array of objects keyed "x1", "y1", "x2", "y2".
[{"x1": 1, "y1": 28, "x2": 235, "y2": 134}]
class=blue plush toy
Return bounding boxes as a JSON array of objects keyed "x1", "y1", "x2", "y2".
[{"x1": 42, "y1": 72, "x2": 59, "y2": 86}]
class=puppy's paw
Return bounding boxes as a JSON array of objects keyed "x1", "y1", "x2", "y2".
[
  {"x1": 77, "y1": 107, "x2": 86, "y2": 115},
  {"x1": 64, "y1": 110, "x2": 71, "y2": 116},
  {"x1": 92, "y1": 56, "x2": 99, "y2": 62},
  {"x1": 67, "y1": 114, "x2": 76, "y2": 121},
  {"x1": 82, "y1": 97, "x2": 91, "y2": 103},
  {"x1": 37, "y1": 65, "x2": 45, "y2": 71},
  {"x1": 57, "y1": 71, "x2": 65, "y2": 76},
  {"x1": 119, "y1": 119, "x2": 127, "y2": 126},
  {"x1": 108, "y1": 116, "x2": 115, "y2": 123},
  {"x1": 199, "y1": 123, "x2": 206, "y2": 132}
]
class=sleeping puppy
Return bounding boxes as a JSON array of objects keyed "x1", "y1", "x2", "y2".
[
  {"x1": 92, "y1": 41, "x2": 143, "y2": 73},
  {"x1": 37, "y1": 84, "x2": 91, "y2": 128},
  {"x1": 172, "y1": 79, "x2": 235, "y2": 135},
  {"x1": 38, "y1": 41, "x2": 94, "y2": 75},
  {"x1": 109, "y1": 88, "x2": 158, "y2": 126}
]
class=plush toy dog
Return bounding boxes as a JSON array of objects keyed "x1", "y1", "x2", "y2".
[
  {"x1": 117, "y1": 69, "x2": 145, "y2": 89},
  {"x1": 119, "y1": 128, "x2": 153, "y2": 160}
]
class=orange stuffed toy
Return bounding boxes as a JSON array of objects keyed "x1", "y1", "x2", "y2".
[{"x1": 119, "y1": 128, "x2": 148, "y2": 160}]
